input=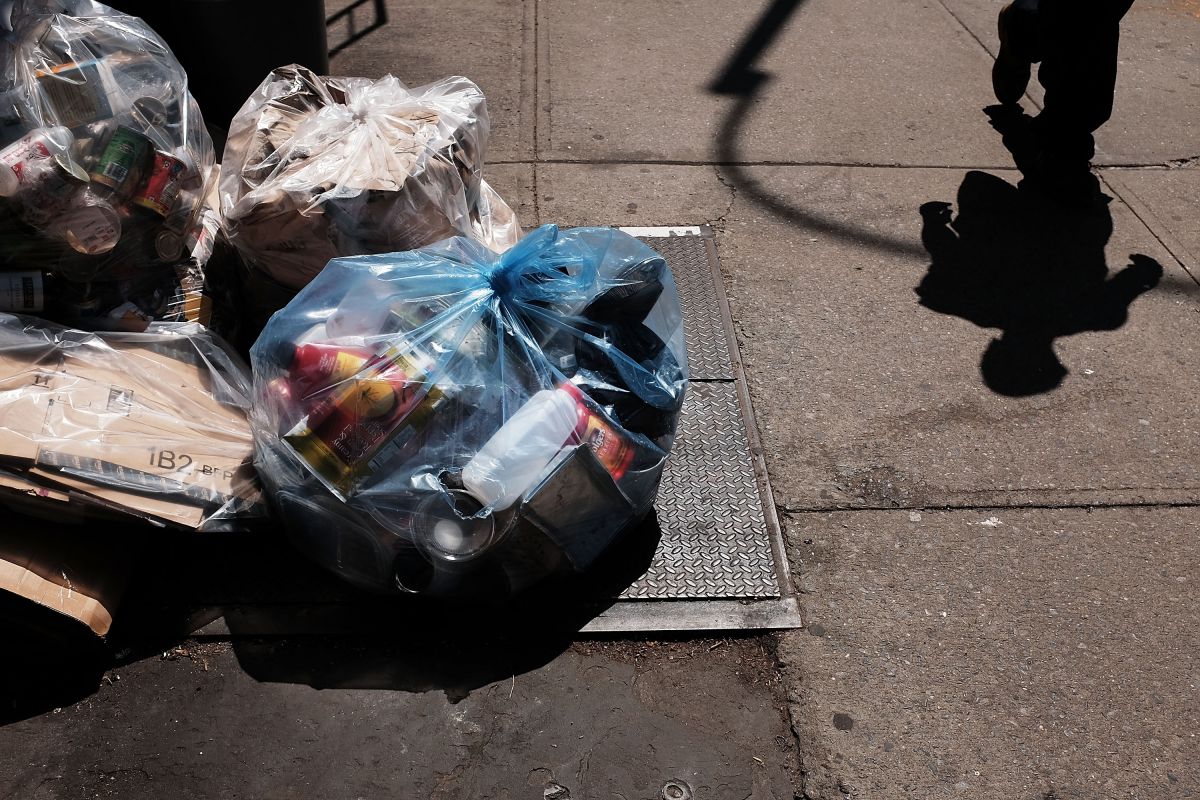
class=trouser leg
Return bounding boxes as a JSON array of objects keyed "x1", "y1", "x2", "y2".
[{"x1": 1033, "y1": 0, "x2": 1134, "y2": 164}]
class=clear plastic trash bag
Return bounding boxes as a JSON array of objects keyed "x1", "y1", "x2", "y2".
[
  {"x1": 219, "y1": 64, "x2": 521, "y2": 294},
  {"x1": 0, "y1": 0, "x2": 217, "y2": 331},
  {"x1": 0, "y1": 313, "x2": 264, "y2": 530},
  {"x1": 250, "y1": 225, "x2": 688, "y2": 597}
]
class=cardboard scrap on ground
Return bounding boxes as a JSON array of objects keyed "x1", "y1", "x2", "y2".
[{"x1": 0, "y1": 512, "x2": 133, "y2": 637}]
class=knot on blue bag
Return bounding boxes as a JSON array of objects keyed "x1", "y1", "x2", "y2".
[{"x1": 485, "y1": 224, "x2": 598, "y2": 307}]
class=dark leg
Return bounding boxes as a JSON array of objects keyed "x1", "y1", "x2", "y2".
[
  {"x1": 1033, "y1": 0, "x2": 1135, "y2": 166},
  {"x1": 992, "y1": 0, "x2": 1043, "y2": 105}
]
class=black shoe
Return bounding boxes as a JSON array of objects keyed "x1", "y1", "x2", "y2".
[{"x1": 993, "y1": 3, "x2": 1037, "y2": 105}]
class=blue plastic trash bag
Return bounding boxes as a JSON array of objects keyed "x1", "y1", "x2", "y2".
[{"x1": 250, "y1": 224, "x2": 688, "y2": 597}]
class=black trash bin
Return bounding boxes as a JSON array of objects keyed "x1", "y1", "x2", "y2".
[{"x1": 106, "y1": 0, "x2": 329, "y2": 136}]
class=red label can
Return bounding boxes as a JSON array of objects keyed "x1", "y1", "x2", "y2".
[{"x1": 131, "y1": 151, "x2": 187, "y2": 217}]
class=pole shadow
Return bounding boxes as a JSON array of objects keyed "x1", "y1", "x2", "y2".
[
  {"x1": 915, "y1": 169, "x2": 1162, "y2": 396},
  {"x1": 708, "y1": 0, "x2": 927, "y2": 259}
]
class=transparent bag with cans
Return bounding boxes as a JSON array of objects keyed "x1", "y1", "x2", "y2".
[
  {"x1": 0, "y1": 0, "x2": 217, "y2": 331},
  {"x1": 250, "y1": 225, "x2": 688, "y2": 597},
  {"x1": 219, "y1": 65, "x2": 521, "y2": 300}
]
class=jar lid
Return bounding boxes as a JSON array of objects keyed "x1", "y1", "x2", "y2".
[{"x1": 60, "y1": 203, "x2": 121, "y2": 255}]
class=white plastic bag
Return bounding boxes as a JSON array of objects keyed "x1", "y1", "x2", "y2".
[{"x1": 220, "y1": 65, "x2": 521, "y2": 292}]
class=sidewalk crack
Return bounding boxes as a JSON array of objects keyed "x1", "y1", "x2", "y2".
[
  {"x1": 1166, "y1": 155, "x2": 1200, "y2": 169},
  {"x1": 712, "y1": 164, "x2": 738, "y2": 232}
]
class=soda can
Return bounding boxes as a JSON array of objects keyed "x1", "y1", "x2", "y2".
[
  {"x1": 131, "y1": 151, "x2": 187, "y2": 217},
  {"x1": 90, "y1": 126, "x2": 151, "y2": 192}
]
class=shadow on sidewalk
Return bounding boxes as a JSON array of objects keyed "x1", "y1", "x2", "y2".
[
  {"x1": 326, "y1": 0, "x2": 389, "y2": 58},
  {"x1": 708, "y1": 0, "x2": 926, "y2": 258},
  {"x1": 915, "y1": 170, "x2": 1162, "y2": 396},
  {"x1": 0, "y1": 511, "x2": 660, "y2": 721},
  {"x1": 217, "y1": 517, "x2": 660, "y2": 701}
]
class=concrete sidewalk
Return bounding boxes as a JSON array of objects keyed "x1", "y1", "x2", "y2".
[
  {"x1": 4, "y1": 1, "x2": 1198, "y2": 798},
  {"x1": 342, "y1": 1, "x2": 1200, "y2": 796}
]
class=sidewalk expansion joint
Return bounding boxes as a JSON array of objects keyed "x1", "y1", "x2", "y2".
[
  {"x1": 932, "y1": 0, "x2": 997, "y2": 60},
  {"x1": 1100, "y1": 173, "x2": 1200, "y2": 286},
  {"x1": 780, "y1": 498, "x2": 1200, "y2": 516},
  {"x1": 490, "y1": 157, "x2": 1024, "y2": 170}
]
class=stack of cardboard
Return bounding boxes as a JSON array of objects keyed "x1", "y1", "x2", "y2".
[{"x1": 0, "y1": 318, "x2": 262, "y2": 530}]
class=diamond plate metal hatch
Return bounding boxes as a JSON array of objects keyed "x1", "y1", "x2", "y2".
[{"x1": 578, "y1": 227, "x2": 801, "y2": 632}]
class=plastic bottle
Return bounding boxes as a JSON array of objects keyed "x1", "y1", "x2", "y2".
[
  {"x1": 462, "y1": 387, "x2": 582, "y2": 511},
  {"x1": 560, "y1": 382, "x2": 636, "y2": 480},
  {"x1": 272, "y1": 340, "x2": 373, "y2": 397},
  {"x1": 283, "y1": 345, "x2": 448, "y2": 498},
  {"x1": 0, "y1": 126, "x2": 73, "y2": 197},
  {"x1": 462, "y1": 383, "x2": 636, "y2": 511}
]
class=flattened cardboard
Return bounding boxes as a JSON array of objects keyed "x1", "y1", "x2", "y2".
[
  {"x1": 0, "y1": 331, "x2": 259, "y2": 528},
  {"x1": 0, "y1": 515, "x2": 131, "y2": 637}
]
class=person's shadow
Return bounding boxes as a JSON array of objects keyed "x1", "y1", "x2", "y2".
[{"x1": 915, "y1": 169, "x2": 1163, "y2": 396}]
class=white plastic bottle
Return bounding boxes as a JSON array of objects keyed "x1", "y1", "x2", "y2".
[
  {"x1": 461, "y1": 387, "x2": 582, "y2": 511},
  {"x1": 0, "y1": 126, "x2": 74, "y2": 197}
]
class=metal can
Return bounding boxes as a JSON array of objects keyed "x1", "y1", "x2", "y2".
[
  {"x1": 89, "y1": 126, "x2": 151, "y2": 192},
  {"x1": 58, "y1": 202, "x2": 121, "y2": 255},
  {"x1": 131, "y1": 151, "x2": 187, "y2": 217}
]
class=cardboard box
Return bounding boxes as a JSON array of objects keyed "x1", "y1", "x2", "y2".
[{"x1": 0, "y1": 510, "x2": 132, "y2": 641}]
